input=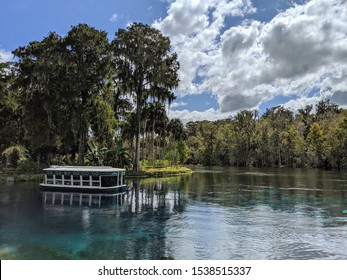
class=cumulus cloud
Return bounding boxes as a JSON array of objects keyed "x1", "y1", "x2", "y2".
[
  {"x1": 259, "y1": 2, "x2": 347, "y2": 82},
  {"x1": 0, "y1": 48, "x2": 12, "y2": 62},
  {"x1": 154, "y1": 0, "x2": 256, "y2": 94},
  {"x1": 168, "y1": 108, "x2": 232, "y2": 123},
  {"x1": 327, "y1": 91, "x2": 347, "y2": 107},
  {"x1": 154, "y1": 0, "x2": 347, "y2": 121},
  {"x1": 170, "y1": 101, "x2": 188, "y2": 108},
  {"x1": 282, "y1": 96, "x2": 321, "y2": 113}
]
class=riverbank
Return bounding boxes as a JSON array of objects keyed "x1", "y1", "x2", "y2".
[
  {"x1": 0, "y1": 166, "x2": 193, "y2": 183},
  {"x1": 127, "y1": 166, "x2": 193, "y2": 177},
  {"x1": 0, "y1": 172, "x2": 43, "y2": 183}
]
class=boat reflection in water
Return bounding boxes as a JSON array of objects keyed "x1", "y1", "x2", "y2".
[
  {"x1": 42, "y1": 191, "x2": 126, "y2": 208},
  {"x1": 41, "y1": 179, "x2": 187, "y2": 214}
]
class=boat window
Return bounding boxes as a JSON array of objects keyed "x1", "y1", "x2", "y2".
[
  {"x1": 73, "y1": 175, "x2": 80, "y2": 181},
  {"x1": 82, "y1": 176, "x2": 89, "y2": 181},
  {"x1": 64, "y1": 176, "x2": 71, "y2": 185},
  {"x1": 101, "y1": 176, "x2": 118, "y2": 187},
  {"x1": 55, "y1": 174, "x2": 62, "y2": 179},
  {"x1": 47, "y1": 174, "x2": 53, "y2": 179},
  {"x1": 83, "y1": 181, "x2": 90, "y2": 186},
  {"x1": 56, "y1": 180, "x2": 62, "y2": 185},
  {"x1": 92, "y1": 176, "x2": 99, "y2": 181}
]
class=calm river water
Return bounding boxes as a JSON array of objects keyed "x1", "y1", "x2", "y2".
[{"x1": 1, "y1": 166, "x2": 347, "y2": 260}]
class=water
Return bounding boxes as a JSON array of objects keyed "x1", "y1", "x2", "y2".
[{"x1": 1, "y1": 166, "x2": 347, "y2": 259}]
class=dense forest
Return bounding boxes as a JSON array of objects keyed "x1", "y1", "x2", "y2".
[
  {"x1": 0, "y1": 23, "x2": 184, "y2": 172},
  {"x1": 185, "y1": 103, "x2": 347, "y2": 169},
  {"x1": 1, "y1": 23, "x2": 347, "y2": 171}
]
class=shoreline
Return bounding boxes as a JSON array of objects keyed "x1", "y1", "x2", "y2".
[{"x1": 0, "y1": 166, "x2": 193, "y2": 183}]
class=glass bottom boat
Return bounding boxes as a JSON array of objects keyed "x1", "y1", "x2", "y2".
[{"x1": 40, "y1": 165, "x2": 126, "y2": 192}]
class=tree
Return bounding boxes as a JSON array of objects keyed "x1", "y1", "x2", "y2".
[
  {"x1": 326, "y1": 118, "x2": 347, "y2": 169},
  {"x1": 233, "y1": 110, "x2": 258, "y2": 166},
  {"x1": 63, "y1": 24, "x2": 114, "y2": 164},
  {"x1": 167, "y1": 118, "x2": 187, "y2": 165},
  {"x1": 297, "y1": 105, "x2": 313, "y2": 139},
  {"x1": 281, "y1": 125, "x2": 296, "y2": 166},
  {"x1": 2, "y1": 145, "x2": 29, "y2": 168},
  {"x1": 262, "y1": 106, "x2": 293, "y2": 166},
  {"x1": 85, "y1": 141, "x2": 107, "y2": 166},
  {"x1": 111, "y1": 23, "x2": 179, "y2": 172},
  {"x1": 0, "y1": 58, "x2": 24, "y2": 153},
  {"x1": 141, "y1": 102, "x2": 168, "y2": 163},
  {"x1": 13, "y1": 24, "x2": 115, "y2": 164},
  {"x1": 316, "y1": 98, "x2": 340, "y2": 119},
  {"x1": 12, "y1": 32, "x2": 64, "y2": 159},
  {"x1": 104, "y1": 138, "x2": 132, "y2": 169},
  {"x1": 0, "y1": 58, "x2": 13, "y2": 108}
]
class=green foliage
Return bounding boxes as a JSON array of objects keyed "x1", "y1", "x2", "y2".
[
  {"x1": 185, "y1": 103, "x2": 347, "y2": 170},
  {"x1": 142, "y1": 166, "x2": 192, "y2": 177},
  {"x1": 13, "y1": 24, "x2": 114, "y2": 165},
  {"x1": 85, "y1": 139, "x2": 132, "y2": 169},
  {"x1": 85, "y1": 141, "x2": 108, "y2": 166},
  {"x1": 104, "y1": 140, "x2": 132, "y2": 169},
  {"x1": 111, "y1": 23, "x2": 179, "y2": 172},
  {"x1": 307, "y1": 122, "x2": 324, "y2": 166},
  {"x1": 325, "y1": 118, "x2": 347, "y2": 169},
  {"x1": 0, "y1": 60, "x2": 23, "y2": 153},
  {"x1": 14, "y1": 174, "x2": 43, "y2": 182},
  {"x1": 164, "y1": 150, "x2": 177, "y2": 165},
  {"x1": 3, "y1": 23, "x2": 347, "y2": 172},
  {"x1": 178, "y1": 141, "x2": 189, "y2": 164},
  {"x1": 141, "y1": 159, "x2": 170, "y2": 168},
  {"x1": 2, "y1": 22, "x2": 180, "y2": 171},
  {"x1": 17, "y1": 159, "x2": 43, "y2": 171},
  {"x1": 2, "y1": 145, "x2": 29, "y2": 168}
]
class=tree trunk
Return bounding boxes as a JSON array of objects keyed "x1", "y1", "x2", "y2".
[
  {"x1": 142, "y1": 123, "x2": 147, "y2": 162},
  {"x1": 134, "y1": 94, "x2": 141, "y2": 172},
  {"x1": 77, "y1": 131, "x2": 86, "y2": 165},
  {"x1": 151, "y1": 119, "x2": 155, "y2": 164}
]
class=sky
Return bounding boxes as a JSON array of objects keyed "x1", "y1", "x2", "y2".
[{"x1": 1, "y1": 0, "x2": 347, "y2": 123}]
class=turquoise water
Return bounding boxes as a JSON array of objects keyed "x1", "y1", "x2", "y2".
[{"x1": 1, "y1": 167, "x2": 347, "y2": 259}]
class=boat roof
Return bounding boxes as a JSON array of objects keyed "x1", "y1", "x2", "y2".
[{"x1": 43, "y1": 165, "x2": 125, "y2": 172}]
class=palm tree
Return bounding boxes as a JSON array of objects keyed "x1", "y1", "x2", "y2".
[
  {"x1": 104, "y1": 138, "x2": 132, "y2": 169},
  {"x1": 168, "y1": 118, "x2": 186, "y2": 142},
  {"x1": 166, "y1": 118, "x2": 186, "y2": 165}
]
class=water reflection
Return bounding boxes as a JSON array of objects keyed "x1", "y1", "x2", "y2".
[
  {"x1": 186, "y1": 166, "x2": 347, "y2": 214},
  {"x1": 0, "y1": 169, "x2": 346, "y2": 260},
  {"x1": 42, "y1": 191, "x2": 126, "y2": 208},
  {"x1": 41, "y1": 178, "x2": 188, "y2": 213},
  {"x1": 124, "y1": 179, "x2": 188, "y2": 214},
  {"x1": 36, "y1": 178, "x2": 189, "y2": 260}
]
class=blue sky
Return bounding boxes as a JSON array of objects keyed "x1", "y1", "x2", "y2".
[
  {"x1": 0, "y1": 0, "x2": 165, "y2": 50},
  {"x1": 1, "y1": 0, "x2": 347, "y2": 122}
]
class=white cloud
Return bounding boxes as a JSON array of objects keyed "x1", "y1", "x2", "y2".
[
  {"x1": 170, "y1": 101, "x2": 188, "y2": 108},
  {"x1": 0, "y1": 48, "x2": 12, "y2": 62},
  {"x1": 153, "y1": 0, "x2": 256, "y2": 97},
  {"x1": 168, "y1": 108, "x2": 232, "y2": 123},
  {"x1": 282, "y1": 96, "x2": 321, "y2": 113},
  {"x1": 154, "y1": 0, "x2": 347, "y2": 119},
  {"x1": 109, "y1": 13, "x2": 118, "y2": 22}
]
